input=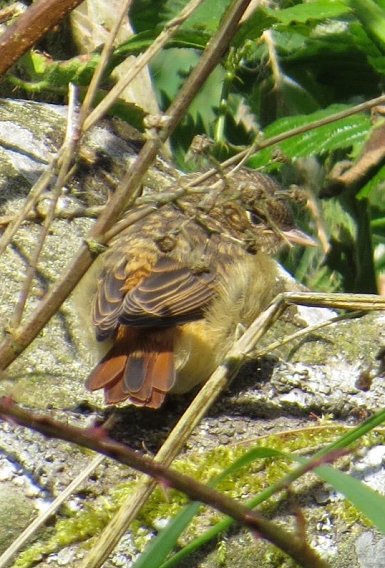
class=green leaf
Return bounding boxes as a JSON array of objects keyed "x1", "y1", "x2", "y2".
[
  {"x1": 132, "y1": 446, "x2": 282, "y2": 568},
  {"x1": 248, "y1": 449, "x2": 385, "y2": 534},
  {"x1": 273, "y1": 22, "x2": 381, "y2": 61},
  {"x1": 130, "y1": 0, "x2": 231, "y2": 34},
  {"x1": 347, "y1": 0, "x2": 385, "y2": 53},
  {"x1": 132, "y1": 502, "x2": 201, "y2": 568},
  {"x1": 248, "y1": 105, "x2": 371, "y2": 170},
  {"x1": 266, "y1": 1, "x2": 351, "y2": 24},
  {"x1": 367, "y1": 54, "x2": 385, "y2": 74},
  {"x1": 315, "y1": 464, "x2": 385, "y2": 532}
]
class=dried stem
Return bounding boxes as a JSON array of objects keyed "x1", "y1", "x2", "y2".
[
  {"x1": 0, "y1": 399, "x2": 329, "y2": 568},
  {"x1": 10, "y1": 85, "x2": 80, "y2": 328},
  {"x1": 83, "y1": 0, "x2": 206, "y2": 131},
  {"x1": 0, "y1": 0, "x2": 253, "y2": 370}
]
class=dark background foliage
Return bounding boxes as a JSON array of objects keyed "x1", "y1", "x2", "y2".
[{"x1": 4, "y1": 0, "x2": 385, "y2": 292}]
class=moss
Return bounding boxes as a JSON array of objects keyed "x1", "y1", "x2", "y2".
[
  {"x1": 201, "y1": 534, "x2": 301, "y2": 568},
  {"x1": 14, "y1": 421, "x2": 384, "y2": 567},
  {"x1": 286, "y1": 312, "x2": 382, "y2": 366}
]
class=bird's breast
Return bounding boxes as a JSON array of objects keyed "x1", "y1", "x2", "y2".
[{"x1": 171, "y1": 252, "x2": 280, "y2": 394}]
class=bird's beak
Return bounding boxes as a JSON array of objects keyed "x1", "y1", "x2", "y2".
[{"x1": 283, "y1": 228, "x2": 318, "y2": 247}]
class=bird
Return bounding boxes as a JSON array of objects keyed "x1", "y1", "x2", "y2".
[{"x1": 85, "y1": 168, "x2": 314, "y2": 409}]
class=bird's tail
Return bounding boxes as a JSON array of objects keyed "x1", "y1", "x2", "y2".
[{"x1": 85, "y1": 327, "x2": 176, "y2": 409}]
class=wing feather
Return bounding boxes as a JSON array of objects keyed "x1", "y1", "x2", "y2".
[
  {"x1": 94, "y1": 256, "x2": 216, "y2": 336},
  {"x1": 120, "y1": 257, "x2": 215, "y2": 326}
]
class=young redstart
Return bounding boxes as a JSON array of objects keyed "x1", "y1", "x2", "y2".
[{"x1": 86, "y1": 169, "x2": 314, "y2": 408}]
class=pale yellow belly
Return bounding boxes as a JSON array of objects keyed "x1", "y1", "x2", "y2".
[{"x1": 171, "y1": 252, "x2": 279, "y2": 394}]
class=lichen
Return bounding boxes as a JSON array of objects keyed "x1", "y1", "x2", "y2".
[{"x1": 287, "y1": 312, "x2": 384, "y2": 367}]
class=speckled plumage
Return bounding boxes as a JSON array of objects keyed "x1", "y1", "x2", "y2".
[{"x1": 86, "y1": 168, "x2": 312, "y2": 408}]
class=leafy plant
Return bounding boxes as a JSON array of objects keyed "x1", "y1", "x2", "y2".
[
  {"x1": 8, "y1": 0, "x2": 385, "y2": 293},
  {"x1": 3, "y1": 1, "x2": 385, "y2": 567}
]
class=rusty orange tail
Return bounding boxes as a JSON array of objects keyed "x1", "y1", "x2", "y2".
[{"x1": 85, "y1": 327, "x2": 176, "y2": 409}]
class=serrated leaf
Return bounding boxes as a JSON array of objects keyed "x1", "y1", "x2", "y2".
[
  {"x1": 130, "y1": 0, "x2": 231, "y2": 34},
  {"x1": 267, "y1": 1, "x2": 351, "y2": 24},
  {"x1": 274, "y1": 22, "x2": 381, "y2": 61},
  {"x1": 347, "y1": 0, "x2": 385, "y2": 53},
  {"x1": 248, "y1": 105, "x2": 371, "y2": 170}
]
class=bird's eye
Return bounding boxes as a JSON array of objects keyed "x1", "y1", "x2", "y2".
[{"x1": 246, "y1": 210, "x2": 263, "y2": 225}]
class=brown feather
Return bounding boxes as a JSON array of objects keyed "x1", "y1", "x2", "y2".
[
  {"x1": 125, "y1": 349, "x2": 175, "y2": 408},
  {"x1": 85, "y1": 169, "x2": 313, "y2": 409},
  {"x1": 85, "y1": 349, "x2": 126, "y2": 390},
  {"x1": 120, "y1": 257, "x2": 215, "y2": 326},
  {"x1": 86, "y1": 326, "x2": 176, "y2": 408},
  {"x1": 147, "y1": 389, "x2": 166, "y2": 409},
  {"x1": 104, "y1": 376, "x2": 129, "y2": 404}
]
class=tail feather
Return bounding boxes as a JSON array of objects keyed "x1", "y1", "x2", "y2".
[
  {"x1": 85, "y1": 327, "x2": 176, "y2": 409},
  {"x1": 104, "y1": 375, "x2": 128, "y2": 404},
  {"x1": 146, "y1": 388, "x2": 166, "y2": 409},
  {"x1": 124, "y1": 350, "x2": 175, "y2": 407},
  {"x1": 123, "y1": 354, "x2": 154, "y2": 403},
  {"x1": 85, "y1": 350, "x2": 127, "y2": 390}
]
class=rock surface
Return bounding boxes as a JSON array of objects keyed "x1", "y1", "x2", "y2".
[{"x1": 0, "y1": 99, "x2": 384, "y2": 567}]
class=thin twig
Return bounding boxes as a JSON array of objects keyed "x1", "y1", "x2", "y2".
[
  {"x1": 0, "y1": 399, "x2": 329, "y2": 568},
  {"x1": 252, "y1": 310, "x2": 362, "y2": 360},
  {"x1": 10, "y1": 85, "x2": 80, "y2": 328},
  {"x1": 83, "y1": 0, "x2": 205, "y2": 132},
  {"x1": 0, "y1": 205, "x2": 102, "y2": 228},
  {"x1": 281, "y1": 291, "x2": 385, "y2": 310},
  {"x1": 79, "y1": 0, "x2": 134, "y2": 122},
  {"x1": 0, "y1": 413, "x2": 117, "y2": 568}
]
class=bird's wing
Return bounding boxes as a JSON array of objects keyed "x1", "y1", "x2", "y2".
[
  {"x1": 93, "y1": 256, "x2": 216, "y2": 338},
  {"x1": 120, "y1": 256, "x2": 216, "y2": 326},
  {"x1": 92, "y1": 255, "x2": 128, "y2": 339}
]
